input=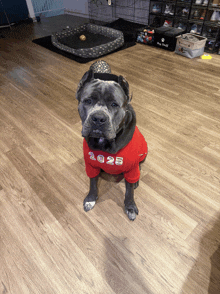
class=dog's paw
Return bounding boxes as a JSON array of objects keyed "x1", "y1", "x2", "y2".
[
  {"x1": 84, "y1": 201, "x2": 96, "y2": 212},
  {"x1": 125, "y1": 204, "x2": 139, "y2": 221},
  {"x1": 83, "y1": 194, "x2": 98, "y2": 212}
]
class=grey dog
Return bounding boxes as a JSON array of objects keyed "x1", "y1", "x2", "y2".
[{"x1": 76, "y1": 61, "x2": 147, "y2": 221}]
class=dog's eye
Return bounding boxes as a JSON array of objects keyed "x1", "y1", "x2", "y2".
[
  {"x1": 83, "y1": 99, "x2": 92, "y2": 105},
  {"x1": 111, "y1": 102, "x2": 119, "y2": 107}
]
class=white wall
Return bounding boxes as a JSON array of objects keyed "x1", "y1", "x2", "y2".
[
  {"x1": 25, "y1": 0, "x2": 36, "y2": 20},
  {"x1": 64, "y1": 0, "x2": 88, "y2": 16},
  {"x1": 28, "y1": 0, "x2": 64, "y2": 18}
]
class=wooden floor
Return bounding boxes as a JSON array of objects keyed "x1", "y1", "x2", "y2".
[{"x1": 0, "y1": 19, "x2": 220, "y2": 294}]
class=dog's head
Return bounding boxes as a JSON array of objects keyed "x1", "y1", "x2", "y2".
[{"x1": 76, "y1": 68, "x2": 131, "y2": 144}]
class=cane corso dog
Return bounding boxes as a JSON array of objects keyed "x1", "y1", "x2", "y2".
[{"x1": 76, "y1": 61, "x2": 147, "y2": 221}]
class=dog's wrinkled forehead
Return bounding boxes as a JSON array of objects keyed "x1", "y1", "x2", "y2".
[
  {"x1": 76, "y1": 70, "x2": 130, "y2": 103},
  {"x1": 81, "y1": 79, "x2": 126, "y2": 105}
]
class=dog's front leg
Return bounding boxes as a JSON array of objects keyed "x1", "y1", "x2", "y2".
[
  {"x1": 124, "y1": 180, "x2": 139, "y2": 221},
  {"x1": 83, "y1": 176, "x2": 99, "y2": 212}
]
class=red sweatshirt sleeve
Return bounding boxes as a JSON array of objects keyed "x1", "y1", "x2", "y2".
[
  {"x1": 122, "y1": 127, "x2": 147, "y2": 183},
  {"x1": 123, "y1": 163, "x2": 140, "y2": 183},
  {"x1": 83, "y1": 139, "x2": 101, "y2": 178}
]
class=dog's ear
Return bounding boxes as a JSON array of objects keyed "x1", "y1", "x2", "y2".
[
  {"x1": 118, "y1": 75, "x2": 131, "y2": 102},
  {"x1": 76, "y1": 69, "x2": 94, "y2": 100}
]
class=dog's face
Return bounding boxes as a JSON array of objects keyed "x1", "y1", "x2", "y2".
[{"x1": 76, "y1": 70, "x2": 130, "y2": 143}]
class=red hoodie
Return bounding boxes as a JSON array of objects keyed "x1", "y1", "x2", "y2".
[{"x1": 83, "y1": 126, "x2": 147, "y2": 183}]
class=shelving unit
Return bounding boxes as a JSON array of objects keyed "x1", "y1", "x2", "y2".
[
  {"x1": 148, "y1": 0, "x2": 220, "y2": 52},
  {"x1": 114, "y1": 0, "x2": 150, "y2": 24},
  {"x1": 88, "y1": 0, "x2": 150, "y2": 25}
]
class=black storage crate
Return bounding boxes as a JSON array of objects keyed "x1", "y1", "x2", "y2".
[{"x1": 154, "y1": 26, "x2": 186, "y2": 51}]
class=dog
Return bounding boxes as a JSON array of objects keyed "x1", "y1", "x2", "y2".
[{"x1": 76, "y1": 60, "x2": 147, "y2": 221}]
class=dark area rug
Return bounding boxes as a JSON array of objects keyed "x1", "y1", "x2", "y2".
[{"x1": 32, "y1": 18, "x2": 146, "y2": 64}]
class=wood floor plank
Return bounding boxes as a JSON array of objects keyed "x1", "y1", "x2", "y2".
[
  {"x1": 0, "y1": 83, "x2": 82, "y2": 165},
  {"x1": 0, "y1": 107, "x2": 31, "y2": 152}
]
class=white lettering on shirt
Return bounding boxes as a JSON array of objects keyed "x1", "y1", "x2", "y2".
[{"x1": 89, "y1": 152, "x2": 123, "y2": 166}]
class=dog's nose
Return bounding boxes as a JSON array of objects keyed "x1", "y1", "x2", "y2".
[{"x1": 91, "y1": 112, "x2": 107, "y2": 125}]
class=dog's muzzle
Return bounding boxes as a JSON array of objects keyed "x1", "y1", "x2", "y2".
[
  {"x1": 82, "y1": 108, "x2": 116, "y2": 140},
  {"x1": 91, "y1": 111, "x2": 108, "y2": 127},
  {"x1": 89, "y1": 110, "x2": 110, "y2": 138}
]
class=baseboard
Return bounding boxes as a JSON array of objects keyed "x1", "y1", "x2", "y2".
[{"x1": 64, "y1": 9, "x2": 90, "y2": 19}]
